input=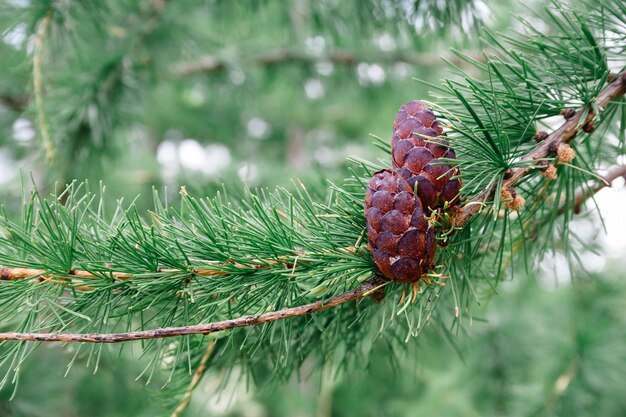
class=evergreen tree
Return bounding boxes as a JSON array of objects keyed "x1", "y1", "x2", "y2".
[{"x1": 0, "y1": 0, "x2": 625, "y2": 415}]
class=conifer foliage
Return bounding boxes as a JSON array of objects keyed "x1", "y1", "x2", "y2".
[{"x1": 0, "y1": 0, "x2": 626, "y2": 414}]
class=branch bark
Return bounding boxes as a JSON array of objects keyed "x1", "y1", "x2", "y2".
[
  {"x1": 0, "y1": 73, "x2": 624, "y2": 344},
  {"x1": 0, "y1": 266, "x2": 225, "y2": 281},
  {"x1": 0, "y1": 277, "x2": 387, "y2": 343}
]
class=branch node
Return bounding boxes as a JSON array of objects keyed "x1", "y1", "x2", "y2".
[
  {"x1": 533, "y1": 131, "x2": 549, "y2": 142},
  {"x1": 548, "y1": 141, "x2": 560, "y2": 153},
  {"x1": 367, "y1": 284, "x2": 387, "y2": 302},
  {"x1": 561, "y1": 108, "x2": 576, "y2": 120}
]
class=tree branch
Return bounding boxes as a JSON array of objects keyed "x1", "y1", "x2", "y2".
[
  {"x1": 0, "y1": 276, "x2": 387, "y2": 343},
  {"x1": 171, "y1": 49, "x2": 482, "y2": 76},
  {"x1": 570, "y1": 164, "x2": 626, "y2": 214},
  {"x1": 0, "y1": 266, "x2": 225, "y2": 282},
  {"x1": 0, "y1": 73, "x2": 624, "y2": 344},
  {"x1": 500, "y1": 162, "x2": 626, "y2": 272},
  {"x1": 457, "y1": 72, "x2": 626, "y2": 226},
  {"x1": 0, "y1": 246, "x2": 358, "y2": 283}
]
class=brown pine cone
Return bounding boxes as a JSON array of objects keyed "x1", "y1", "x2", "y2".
[
  {"x1": 391, "y1": 100, "x2": 461, "y2": 213},
  {"x1": 365, "y1": 169, "x2": 436, "y2": 283}
]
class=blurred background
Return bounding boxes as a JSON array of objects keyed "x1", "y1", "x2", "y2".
[{"x1": 1, "y1": 0, "x2": 626, "y2": 416}]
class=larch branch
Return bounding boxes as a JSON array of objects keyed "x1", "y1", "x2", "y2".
[
  {"x1": 457, "y1": 71, "x2": 626, "y2": 227},
  {"x1": 0, "y1": 277, "x2": 387, "y2": 343},
  {"x1": 0, "y1": 266, "x2": 225, "y2": 282},
  {"x1": 0, "y1": 247, "x2": 357, "y2": 283},
  {"x1": 0, "y1": 73, "x2": 624, "y2": 344}
]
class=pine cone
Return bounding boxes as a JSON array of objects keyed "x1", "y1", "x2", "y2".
[
  {"x1": 391, "y1": 100, "x2": 461, "y2": 213},
  {"x1": 365, "y1": 169, "x2": 436, "y2": 283}
]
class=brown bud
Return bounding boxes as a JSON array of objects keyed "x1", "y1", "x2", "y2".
[
  {"x1": 582, "y1": 120, "x2": 595, "y2": 133},
  {"x1": 509, "y1": 195, "x2": 525, "y2": 211},
  {"x1": 500, "y1": 186, "x2": 525, "y2": 211},
  {"x1": 533, "y1": 131, "x2": 549, "y2": 142},
  {"x1": 500, "y1": 186, "x2": 513, "y2": 201},
  {"x1": 561, "y1": 108, "x2": 576, "y2": 119}
]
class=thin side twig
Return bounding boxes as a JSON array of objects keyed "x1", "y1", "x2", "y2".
[
  {"x1": 33, "y1": 11, "x2": 55, "y2": 162},
  {"x1": 170, "y1": 340, "x2": 217, "y2": 417},
  {"x1": 500, "y1": 163, "x2": 626, "y2": 272},
  {"x1": 0, "y1": 266, "x2": 225, "y2": 282},
  {"x1": 0, "y1": 245, "x2": 358, "y2": 284},
  {"x1": 568, "y1": 164, "x2": 626, "y2": 214}
]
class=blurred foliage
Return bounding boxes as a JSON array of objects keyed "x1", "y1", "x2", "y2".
[
  {"x1": 0, "y1": 0, "x2": 510, "y2": 208},
  {"x1": 1, "y1": 0, "x2": 625, "y2": 416}
]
